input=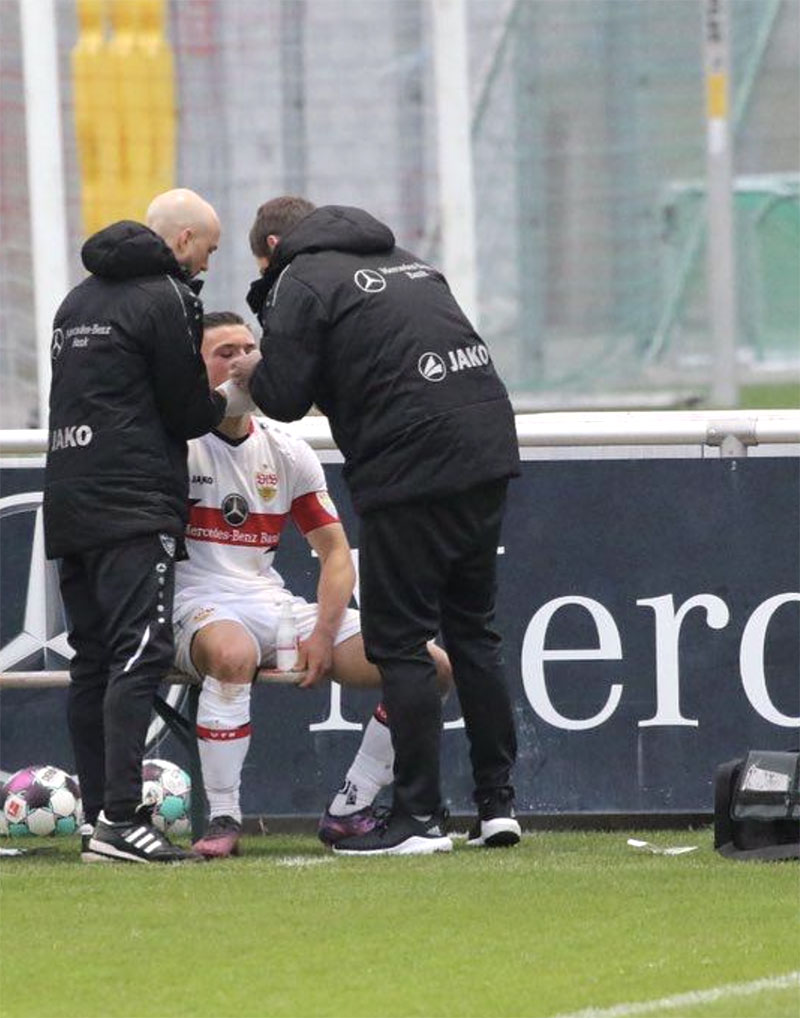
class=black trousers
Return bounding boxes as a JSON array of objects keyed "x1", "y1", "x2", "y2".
[
  {"x1": 359, "y1": 479, "x2": 517, "y2": 817},
  {"x1": 59, "y1": 533, "x2": 177, "y2": 823}
]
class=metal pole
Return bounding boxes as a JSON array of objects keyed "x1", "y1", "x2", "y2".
[
  {"x1": 19, "y1": 0, "x2": 70, "y2": 430},
  {"x1": 431, "y1": 0, "x2": 479, "y2": 327},
  {"x1": 280, "y1": 0, "x2": 306, "y2": 196},
  {"x1": 512, "y1": 0, "x2": 544, "y2": 385},
  {"x1": 702, "y1": 0, "x2": 738, "y2": 407}
]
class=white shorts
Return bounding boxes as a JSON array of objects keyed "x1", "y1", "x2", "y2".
[{"x1": 173, "y1": 587, "x2": 361, "y2": 680}]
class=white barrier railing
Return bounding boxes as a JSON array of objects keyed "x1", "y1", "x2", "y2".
[
  {"x1": 0, "y1": 670, "x2": 303, "y2": 689},
  {"x1": 2, "y1": 410, "x2": 799, "y2": 455}
]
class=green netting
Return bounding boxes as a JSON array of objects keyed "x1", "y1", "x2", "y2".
[{"x1": 472, "y1": 0, "x2": 799, "y2": 403}]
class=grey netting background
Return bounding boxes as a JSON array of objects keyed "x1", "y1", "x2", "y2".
[{"x1": 1, "y1": 0, "x2": 797, "y2": 427}]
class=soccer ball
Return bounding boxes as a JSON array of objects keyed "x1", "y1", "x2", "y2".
[
  {"x1": 0, "y1": 765, "x2": 82, "y2": 837},
  {"x1": 141, "y1": 759, "x2": 191, "y2": 835}
]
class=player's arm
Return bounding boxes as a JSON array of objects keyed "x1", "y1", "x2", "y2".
[
  {"x1": 144, "y1": 287, "x2": 225, "y2": 438},
  {"x1": 243, "y1": 275, "x2": 326, "y2": 421},
  {"x1": 296, "y1": 521, "x2": 356, "y2": 688}
]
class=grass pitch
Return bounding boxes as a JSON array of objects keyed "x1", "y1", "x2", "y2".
[{"x1": 0, "y1": 828, "x2": 797, "y2": 1018}]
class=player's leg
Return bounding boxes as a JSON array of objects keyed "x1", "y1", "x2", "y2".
[
  {"x1": 303, "y1": 594, "x2": 451, "y2": 843},
  {"x1": 322, "y1": 635, "x2": 453, "y2": 830},
  {"x1": 330, "y1": 630, "x2": 452, "y2": 694},
  {"x1": 183, "y1": 618, "x2": 259, "y2": 857},
  {"x1": 319, "y1": 633, "x2": 391, "y2": 841}
]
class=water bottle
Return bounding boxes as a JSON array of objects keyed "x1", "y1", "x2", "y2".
[{"x1": 275, "y1": 601, "x2": 298, "y2": 671}]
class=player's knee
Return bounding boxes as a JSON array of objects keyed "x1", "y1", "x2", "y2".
[
  {"x1": 196, "y1": 638, "x2": 256, "y2": 682},
  {"x1": 208, "y1": 647, "x2": 256, "y2": 682},
  {"x1": 192, "y1": 623, "x2": 259, "y2": 682}
]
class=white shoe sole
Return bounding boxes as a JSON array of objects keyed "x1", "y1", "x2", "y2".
[
  {"x1": 87, "y1": 837, "x2": 195, "y2": 864},
  {"x1": 81, "y1": 849, "x2": 113, "y2": 863},
  {"x1": 87, "y1": 838, "x2": 150, "y2": 863},
  {"x1": 466, "y1": 817, "x2": 521, "y2": 847},
  {"x1": 333, "y1": 835, "x2": 454, "y2": 857}
]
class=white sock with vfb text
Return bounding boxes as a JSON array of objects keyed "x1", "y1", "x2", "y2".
[
  {"x1": 196, "y1": 675, "x2": 251, "y2": 823},
  {"x1": 329, "y1": 703, "x2": 394, "y2": 815}
]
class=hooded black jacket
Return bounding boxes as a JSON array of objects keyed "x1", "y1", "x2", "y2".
[
  {"x1": 246, "y1": 205, "x2": 519, "y2": 514},
  {"x1": 43, "y1": 221, "x2": 225, "y2": 559}
]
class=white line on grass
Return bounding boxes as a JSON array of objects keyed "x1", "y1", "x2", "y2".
[
  {"x1": 550, "y1": 971, "x2": 800, "y2": 1018},
  {"x1": 275, "y1": 856, "x2": 334, "y2": 868}
]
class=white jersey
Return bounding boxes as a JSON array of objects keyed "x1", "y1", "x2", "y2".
[{"x1": 176, "y1": 419, "x2": 340, "y2": 596}]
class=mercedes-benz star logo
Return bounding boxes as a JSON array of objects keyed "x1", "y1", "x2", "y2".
[
  {"x1": 418, "y1": 352, "x2": 447, "y2": 382},
  {"x1": 0, "y1": 490, "x2": 185, "y2": 748},
  {"x1": 51, "y1": 329, "x2": 64, "y2": 359},
  {"x1": 354, "y1": 269, "x2": 386, "y2": 294},
  {"x1": 222, "y1": 492, "x2": 249, "y2": 527}
]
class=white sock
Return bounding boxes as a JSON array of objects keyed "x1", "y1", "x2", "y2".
[
  {"x1": 196, "y1": 676, "x2": 251, "y2": 824},
  {"x1": 329, "y1": 704, "x2": 394, "y2": 816}
]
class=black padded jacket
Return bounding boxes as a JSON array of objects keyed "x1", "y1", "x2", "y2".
[
  {"x1": 43, "y1": 221, "x2": 225, "y2": 558},
  {"x1": 246, "y1": 205, "x2": 519, "y2": 514}
]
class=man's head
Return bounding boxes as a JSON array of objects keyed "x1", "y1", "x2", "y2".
[
  {"x1": 249, "y1": 195, "x2": 315, "y2": 274},
  {"x1": 146, "y1": 188, "x2": 221, "y2": 278},
  {"x1": 202, "y1": 312, "x2": 257, "y2": 390}
]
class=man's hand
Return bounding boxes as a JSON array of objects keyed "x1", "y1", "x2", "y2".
[
  {"x1": 229, "y1": 349, "x2": 262, "y2": 388},
  {"x1": 295, "y1": 628, "x2": 335, "y2": 688},
  {"x1": 215, "y1": 378, "x2": 257, "y2": 416}
]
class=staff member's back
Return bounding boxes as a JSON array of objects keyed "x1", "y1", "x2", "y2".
[{"x1": 44, "y1": 189, "x2": 226, "y2": 864}]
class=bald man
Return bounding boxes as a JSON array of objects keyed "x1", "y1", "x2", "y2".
[
  {"x1": 44, "y1": 190, "x2": 242, "y2": 864},
  {"x1": 146, "y1": 188, "x2": 221, "y2": 279}
]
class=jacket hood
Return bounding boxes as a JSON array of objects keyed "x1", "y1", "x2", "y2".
[
  {"x1": 264, "y1": 205, "x2": 395, "y2": 285},
  {"x1": 81, "y1": 220, "x2": 186, "y2": 282}
]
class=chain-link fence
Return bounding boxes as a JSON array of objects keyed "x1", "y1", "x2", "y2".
[{"x1": 1, "y1": 0, "x2": 798, "y2": 427}]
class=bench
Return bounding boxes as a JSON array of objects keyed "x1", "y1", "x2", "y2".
[{"x1": 0, "y1": 668, "x2": 306, "y2": 839}]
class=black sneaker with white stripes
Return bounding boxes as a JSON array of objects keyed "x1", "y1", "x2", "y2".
[
  {"x1": 332, "y1": 809, "x2": 453, "y2": 856},
  {"x1": 466, "y1": 789, "x2": 521, "y2": 848},
  {"x1": 88, "y1": 806, "x2": 201, "y2": 864}
]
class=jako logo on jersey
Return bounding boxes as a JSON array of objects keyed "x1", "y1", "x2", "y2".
[
  {"x1": 354, "y1": 269, "x2": 386, "y2": 293},
  {"x1": 447, "y1": 344, "x2": 490, "y2": 372},
  {"x1": 418, "y1": 352, "x2": 446, "y2": 382},
  {"x1": 221, "y1": 492, "x2": 249, "y2": 527},
  {"x1": 191, "y1": 474, "x2": 214, "y2": 485},
  {"x1": 50, "y1": 425, "x2": 93, "y2": 451}
]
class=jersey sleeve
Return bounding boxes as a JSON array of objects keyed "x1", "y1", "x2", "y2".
[{"x1": 288, "y1": 440, "x2": 340, "y2": 534}]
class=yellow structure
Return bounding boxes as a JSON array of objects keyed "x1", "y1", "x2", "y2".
[{"x1": 72, "y1": 0, "x2": 176, "y2": 236}]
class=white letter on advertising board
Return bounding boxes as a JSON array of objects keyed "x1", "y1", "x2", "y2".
[
  {"x1": 521, "y1": 596, "x2": 623, "y2": 730},
  {"x1": 637, "y1": 593, "x2": 729, "y2": 727},
  {"x1": 740, "y1": 592, "x2": 800, "y2": 727}
]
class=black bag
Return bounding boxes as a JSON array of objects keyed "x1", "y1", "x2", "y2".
[{"x1": 714, "y1": 750, "x2": 800, "y2": 860}]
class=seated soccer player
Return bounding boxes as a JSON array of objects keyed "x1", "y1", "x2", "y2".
[{"x1": 175, "y1": 312, "x2": 453, "y2": 857}]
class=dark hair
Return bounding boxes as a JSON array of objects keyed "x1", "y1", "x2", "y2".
[
  {"x1": 203, "y1": 311, "x2": 247, "y2": 332},
  {"x1": 249, "y1": 196, "x2": 316, "y2": 257}
]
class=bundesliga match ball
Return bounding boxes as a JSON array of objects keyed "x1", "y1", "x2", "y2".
[
  {"x1": 0, "y1": 765, "x2": 82, "y2": 837},
  {"x1": 141, "y1": 759, "x2": 191, "y2": 835}
]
